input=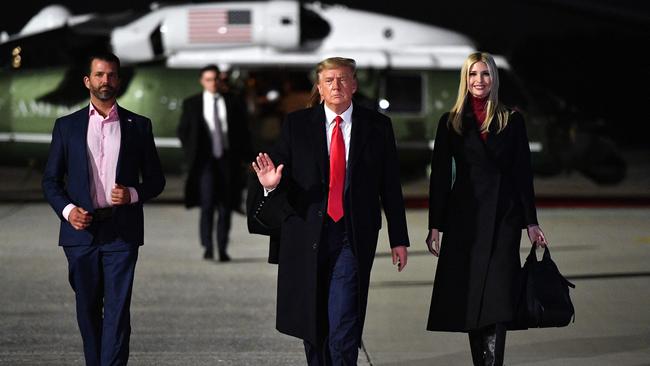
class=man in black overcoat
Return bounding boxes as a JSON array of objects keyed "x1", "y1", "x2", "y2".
[
  {"x1": 248, "y1": 57, "x2": 410, "y2": 365},
  {"x1": 177, "y1": 64, "x2": 252, "y2": 261}
]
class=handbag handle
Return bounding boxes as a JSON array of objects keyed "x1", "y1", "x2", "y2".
[
  {"x1": 526, "y1": 244, "x2": 551, "y2": 262},
  {"x1": 526, "y1": 245, "x2": 576, "y2": 289}
]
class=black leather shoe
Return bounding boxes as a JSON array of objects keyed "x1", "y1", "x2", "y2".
[
  {"x1": 219, "y1": 252, "x2": 231, "y2": 262},
  {"x1": 203, "y1": 249, "x2": 214, "y2": 260}
]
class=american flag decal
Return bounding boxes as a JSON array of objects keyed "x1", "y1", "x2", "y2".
[{"x1": 188, "y1": 8, "x2": 252, "y2": 44}]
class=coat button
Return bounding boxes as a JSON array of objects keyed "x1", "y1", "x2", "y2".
[
  {"x1": 317, "y1": 210, "x2": 323, "y2": 217},
  {"x1": 312, "y1": 242, "x2": 318, "y2": 250}
]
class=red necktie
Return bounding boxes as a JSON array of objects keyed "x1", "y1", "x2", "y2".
[{"x1": 327, "y1": 116, "x2": 345, "y2": 222}]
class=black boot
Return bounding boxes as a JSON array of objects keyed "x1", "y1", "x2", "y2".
[
  {"x1": 483, "y1": 323, "x2": 507, "y2": 366},
  {"x1": 468, "y1": 324, "x2": 507, "y2": 366},
  {"x1": 468, "y1": 329, "x2": 485, "y2": 366}
]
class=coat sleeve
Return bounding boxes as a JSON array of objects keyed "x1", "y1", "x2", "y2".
[
  {"x1": 246, "y1": 172, "x2": 282, "y2": 264},
  {"x1": 511, "y1": 112, "x2": 539, "y2": 227},
  {"x1": 42, "y1": 118, "x2": 71, "y2": 220},
  {"x1": 135, "y1": 118, "x2": 166, "y2": 202},
  {"x1": 428, "y1": 114, "x2": 453, "y2": 231},
  {"x1": 246, "y1": 114, "x2": 295, "y2": 232},
  {"x1": 380, "y1": 116, "x2": 410, "y2": 248}
]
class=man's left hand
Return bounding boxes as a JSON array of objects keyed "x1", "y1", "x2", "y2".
[
  {"x1": 391, "y1": 245, "x2": 408, "y2": 272},
  {"x1": 111, "y1": 184, "x2": 131, "y2": 205}
]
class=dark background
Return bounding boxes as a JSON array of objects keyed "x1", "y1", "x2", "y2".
[{"x1": 2, "y1": 0, "x2": 649, "y2": 146}]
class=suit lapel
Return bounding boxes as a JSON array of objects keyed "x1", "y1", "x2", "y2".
[
  {"x1": 309, "y1": 104, "x2": 327, "y2": 182},
  {"x1": 116, "y1": 106, "x2": 131, "y2": 180},
  {"x1": 347, "y1": 103, "x2": 369, "y2": 185},
  {"x1": 462, "y1": 109, "x2": 493, "y2": 164},
  {"x1": 75, "y1": 106, "x2": 92, "y2": 208},
  {"x1": 484, "y1": 117, "x2": 506, "y2": 159}
]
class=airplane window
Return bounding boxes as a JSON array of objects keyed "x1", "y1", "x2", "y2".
[{"x1": 382, "y1": 73, "x2": 423, "y2": 114}]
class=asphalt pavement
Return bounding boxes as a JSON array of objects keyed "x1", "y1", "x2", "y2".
[{"x1": 1, "y1": 204, "x2": 649, "y2": 365}]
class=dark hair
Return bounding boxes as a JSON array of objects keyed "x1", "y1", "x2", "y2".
[
  {"x1": 199, "y1": 64, "x2": 220, "y2": 77},
  {"x1": 86, "y1": 52, "x2": 121, "y2": 76}
]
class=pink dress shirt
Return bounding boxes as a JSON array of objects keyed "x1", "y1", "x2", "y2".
[{"x1": 62, "y1": 103, "x2": 138, "y2": 221}]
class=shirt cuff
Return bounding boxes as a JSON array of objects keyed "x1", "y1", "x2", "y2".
[
  {"x1": 128, "y1": 187, "x2": 139, "y2": 204},
  {"x1": 263, "y1": 187, "x2": 276, "y2": 197},
  {"x1": 62, "y1": 204, "x2": 76, "y2": 222}
]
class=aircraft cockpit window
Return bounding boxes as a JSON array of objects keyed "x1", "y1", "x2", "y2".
[{"x1": 380, "y1": 73, "x2": 424, "y2": 115}]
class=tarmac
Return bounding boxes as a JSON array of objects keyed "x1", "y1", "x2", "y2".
[{"x1": 1, "y1": 202, "x2": 649, "y2": 365}]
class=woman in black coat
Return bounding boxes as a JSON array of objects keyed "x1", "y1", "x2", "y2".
[{"x1": 425, "y1": 52, "x2": 548, "y2": 366}]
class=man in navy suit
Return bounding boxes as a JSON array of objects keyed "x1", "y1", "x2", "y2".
[{"x1": 42, "y1": 52, "x2": 165, "y2": 366}]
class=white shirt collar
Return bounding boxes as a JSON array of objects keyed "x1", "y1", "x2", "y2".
[
  {"x1": 203, "y1": 90, "x2": 221, "y2": 100},
  {"x1": 323, "y1": 102, "x2": 353, "y2": 125}
]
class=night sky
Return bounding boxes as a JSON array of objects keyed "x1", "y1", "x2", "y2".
[{"x1": 3, "y1": 0, "x2": 650, "y2": 146}]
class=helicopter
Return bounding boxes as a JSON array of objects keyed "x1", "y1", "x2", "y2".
[{"x1": 0, "y1": 0, "x2": 625, "y2": 188}]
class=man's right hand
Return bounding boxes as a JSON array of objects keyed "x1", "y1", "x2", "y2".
[
  {"x1": 69, "y1": 207, "x2": 92, "y2": 230},
  {"x1": 252, "y1": 153, "x2": 284, "y2": 190},
  {"x1": 426, "y1": 228, "x2": 441, "y2": 257}
]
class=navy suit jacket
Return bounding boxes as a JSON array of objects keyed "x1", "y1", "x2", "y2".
[{"x1": 42, "y1": 105, "x2": 165, "y2": 246}]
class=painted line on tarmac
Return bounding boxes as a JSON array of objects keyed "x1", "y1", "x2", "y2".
[{"x1": 370, "y1": 271, "x2": 650, "y2": 289}]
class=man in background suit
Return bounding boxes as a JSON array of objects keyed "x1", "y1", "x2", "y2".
[
  {"x1": 42, "y1": 52, "x2": 165, "y2": 366},
  {"x1": 250, "y1": 57, "x2": 410, "y2": 365},
  {"x1": 177, "y1": 64, "x2": 252, "y2": 261}
]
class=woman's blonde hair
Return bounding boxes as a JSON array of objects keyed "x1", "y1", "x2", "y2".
[
  {"x1": 308, "y1": 57, "x2": 357, "y2": 107},
  {"x1": 448, "y1": 52, "x2": 509, "y2": 134}
]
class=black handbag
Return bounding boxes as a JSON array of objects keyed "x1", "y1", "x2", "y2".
[{"x1": 510, "y1": 245, "x2": 576, "y2": 330}]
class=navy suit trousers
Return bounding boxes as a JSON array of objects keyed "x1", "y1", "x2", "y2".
[
  {"x1": 63, "y1": 221, "x2": 139, "y2": 366},
  {"x1": 304, "y1": 218, "x2": 360, "y2": 366}
]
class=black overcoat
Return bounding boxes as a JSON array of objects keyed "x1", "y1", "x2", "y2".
[
  {"x1": 247, "y1": 103, "x2": 410, "y2": 345},
  {"x1": 177, "y1": 93, "x2": 252, "y2": 209},
  {"x1": 426, "y1": 106, "x2": 538, "y2": 332}
]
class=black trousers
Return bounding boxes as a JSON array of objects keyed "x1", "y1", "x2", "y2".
[{"x1": 199, "y1": 156, "x2": 232, "y2": 256}]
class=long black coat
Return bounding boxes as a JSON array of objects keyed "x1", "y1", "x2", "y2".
[
  {"x1": 177, "y1": 93, "x2": 252, "y2": 209},
  {"x1": 427, "y1": 106, "x2": 538, "y2": 332},
  {"x1": 247, "y1": 103, "x2": 410, "y2": 345}
]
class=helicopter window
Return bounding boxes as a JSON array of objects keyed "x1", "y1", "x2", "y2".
[
  {"x1": 299, "y1": 6, "x2": 331, "y2": 45},
  {"x1": 150, "y1": 24, "x2": 164, "y2": 56},
  {"x1": 381, "y1": 73, "x2": 424, "y2": 114}
]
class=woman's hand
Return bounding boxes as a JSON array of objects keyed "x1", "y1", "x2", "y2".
[
  {"x1": 426, "y1": 228, "x2": 441, "y2": 256},
  {"x1": 527, "y1": 224, "x2": 547, "y2": 248},
  {"x1": 252, "y1": 153, "x2": 284, "y2": 190}
]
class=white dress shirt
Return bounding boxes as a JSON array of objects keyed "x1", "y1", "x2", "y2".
[
  {"x1": 323, "y1": 103, "x2": 353, "y2": 164},
  {"x1": 202, "y1": 91, "x2": 229, "y2": 157}
]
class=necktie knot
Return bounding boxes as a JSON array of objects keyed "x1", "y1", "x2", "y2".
[{"x1": 334, "y1": 115, "x2": 343, "y2": 126}]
